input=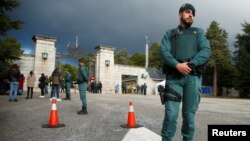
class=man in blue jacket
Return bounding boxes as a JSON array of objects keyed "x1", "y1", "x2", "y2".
[{"x1": 160, "y1": 3, "x2": 211, "y2": 141}]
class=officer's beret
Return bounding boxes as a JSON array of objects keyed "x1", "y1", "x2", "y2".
[
  {"x1": 179, "y1": 3, "x2": 195, "y2": 16},
  {"x1": 78, "y1": 57, "x2": 85, "y2": 63}
]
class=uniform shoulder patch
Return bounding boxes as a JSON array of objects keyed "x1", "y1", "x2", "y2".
[{"x1": 190, "y1": 27, "x2": 202, "y2": 36}]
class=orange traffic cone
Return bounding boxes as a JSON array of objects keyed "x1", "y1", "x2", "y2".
[
  {"x1": 120, "y1": 101, "x2": 142, "y2": 128},
  {"x1": 42, "y1": 98, "x2": 65, "y2": 128}
]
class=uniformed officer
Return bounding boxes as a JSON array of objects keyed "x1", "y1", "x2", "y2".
[
  {"x1": 77, "y1": 58, "x2": 89, "y2": 115},
  {"x1": 63, "y1": 69, "x2": 72, "y2": 100},
  {"x1": 160, "y1": 3, "x2": 211, "y2": 141}
]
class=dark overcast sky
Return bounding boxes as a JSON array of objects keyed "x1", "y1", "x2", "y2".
[{"x1": 8, "y1": 0, "x2": 250, "y2": 55}]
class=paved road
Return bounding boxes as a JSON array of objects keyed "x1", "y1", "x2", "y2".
[{"x1": 0, "y1": 91, "x2": 250, "y2": 141}]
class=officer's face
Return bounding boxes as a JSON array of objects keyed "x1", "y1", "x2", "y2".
[
  {"x1": 179, "y1": 9, "x2": 194, "y2": 26},
  {"x1": 79, "y1": 62, "x2": 84, "y2": 66}
]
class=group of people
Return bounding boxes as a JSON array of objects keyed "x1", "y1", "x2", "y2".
[
  {"x1": 3, "y1": 66, "x2": 72, "y2": 102},
  {"x1": 36, "y1": 68, "x2": 73, "y2": 101},
  {"x1": 1, "y1": 57, "x2": 88, "y2": 116},
  {"x1": 0, "y1": 64, "x2": 26, "y2": 101},
  {"x1": 117, "y1": 83, "x2": 147, "y2": 95},
  {"x1": 89, "y1": 81, "x2": 102, "y2": 94},
  {"x1": 136, "y1": 83, "x2": 147, "y2": 95},
  {"x1": 3, "y1": 58, "x2": 88, "y2": 116}
]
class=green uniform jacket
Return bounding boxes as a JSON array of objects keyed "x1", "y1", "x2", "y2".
[
  {"x1": 64, "y1": 72, "x2": 71, "y2": 83},
  {"x1": 78, "y1": 65, "x2": 88, "y2": 83},
  {"x1": 160, "y1": 27, "x2": 211, "y2": 68}
]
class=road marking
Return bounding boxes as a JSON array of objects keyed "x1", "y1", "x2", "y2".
[{"x1": 121, "y1": 127, "x2": 161, "y2": 141}]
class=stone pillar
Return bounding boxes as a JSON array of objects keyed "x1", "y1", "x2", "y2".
[
  {"x1": 95, "y1": 45, "x2": 115, "y2": 94},
  {"x1": 32, "y1": 35, "x2": 57, "y2": 80}
]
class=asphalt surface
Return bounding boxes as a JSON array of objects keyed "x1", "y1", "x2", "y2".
[{"x1": 0, "y1": 90, "x2": 250, "y2": 141}]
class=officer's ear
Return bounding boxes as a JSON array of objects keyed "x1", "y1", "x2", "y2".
[{"x1": 179, "y1": 12, "x2": 183, "y2": 18}]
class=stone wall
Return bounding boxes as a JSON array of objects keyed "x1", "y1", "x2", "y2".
[
  {"x1": 15, "y1": 54, "x2": 35, "y2": 91},
  {"x1": 114, "y1": 64, "x2": 156, "y2": 94},
  {"x1": 95, "y1": 45, "x2": 158, "y2": 94},
  {"x1": 14, "y1": 35, "x2": 57, "y2": 92},
  {"x1": 16, "y1": 38, "x2": 158, "y2": 94},
  {"x1": 33, "y1": 35, "x2": 57, "y2": 78}
]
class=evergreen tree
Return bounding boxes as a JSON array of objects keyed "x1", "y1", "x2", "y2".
[
  {"x1": 61, "y1": 64, "x2": 77, "y2": 81},
  {"x1": 0, "y1": 0, "x2": 22, "y2": 36},
  {"x1": 114, "y1": 49, "x2": 129, "y2": 65},
  {"x1": 206, "y1": 21, "x2": 236, "y2": 96},
  {"x1": 0, "y1": 0, "x2": 23, "y2": 80},
  {"x1": 127, "y1": 53, "x2": 145, "y2": 67},
  {"x1": 234, "y1": 22, "x2": 250, "y2": 97},
  {"x1": 148, "y1": 42, "x2": 164, "y2": 69}
]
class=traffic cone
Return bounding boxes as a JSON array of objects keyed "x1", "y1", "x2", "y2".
[
  {"x1": 120, "y1": 101, "x2": 142, "y2": 128},
  {"x1": 42, "y1": 98, "x2": 65, "y2": 128}
]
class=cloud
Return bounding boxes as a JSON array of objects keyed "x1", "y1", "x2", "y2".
[{"x1": 9, "y1": 0, "x2": 250, "y2": 54}]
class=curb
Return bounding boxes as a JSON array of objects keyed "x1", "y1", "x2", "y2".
[{"x1": 122, "y1": 127, "x2": 161, "y2": 141}]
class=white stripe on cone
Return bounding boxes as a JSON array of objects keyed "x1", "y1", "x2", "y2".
[
  {"x1": 51, "y1": 104, "x2": 57, "y2": 110},
  {"x1": 129, "y1": 105, "x2": 134, "y2": 112}
]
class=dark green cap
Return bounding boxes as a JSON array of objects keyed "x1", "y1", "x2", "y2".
[{"x1": 179, "y1": 3, "x2": 195, "y2": 16}]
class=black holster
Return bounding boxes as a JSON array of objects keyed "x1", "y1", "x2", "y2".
[{"x1": 158, "y1": 85, "x2": 182, "y2": 105}]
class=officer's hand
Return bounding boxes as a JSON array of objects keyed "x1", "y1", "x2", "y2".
[{"x1": 176, "y1": 62, "x2": 192, "y2": 75}]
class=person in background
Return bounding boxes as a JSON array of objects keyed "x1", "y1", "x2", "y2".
[
  {"x1": 122, "y1": 83, "x2": 127, "y2": 94},
  {"x1": 44, "y1": 75, "x2": 49, "y2": 95},
  {"x1": 98, "y1": 81, "x2": 102, "y2": 94},
  {"x1": 90, "y1": 81, "x2": 94, "y2": 93},
  {"x1": 18, "y1": 74, "x2": 25, "y2": 95},
  {"x1": 77, "y1": 58, "x2": 89, "y2": 115},
  {"x1": 94, "y1": 81, "x2": 98, "y2": 93},
  {"x1": 140, "y1": 84, "x2": 144, "y2": 95},
  {"x1": 60, "y1": 79, "x2": 65, "y2": 93},
  {"x1": 63, "y1": 69, "x2": 72, "y2": 100},
  {"x1": 50, "y1": 68, "x2": 62, "y2": 101},
  {"x1": 8, "y1": 64, "x2": 20, "y2": 102},
  {"x1": 1, "y1": 78, "x2": 10, "y2": 95},
  {"x1": 115, "y1": 84, "x2": 120, "y2": 94},
  {"x1": 143, "y1": 83, "x2": 147, "y2": 95},
  {"x1": 26, "y1": 71, "x2": 36, "y2": 99},
  {"x1": 136, "y1": 84, "x2": 140, "y2": 94},
  {"x1": 39, "y1": 73, "x2": 46, "y2": 98}
]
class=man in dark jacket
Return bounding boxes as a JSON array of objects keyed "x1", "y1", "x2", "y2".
[
  {"x1": 8, "y1": 64, "x2": 20, "y2": 102},
  {"x1": 50, "y1": 68, "x2": 62, "y2": 101},
  {"x1": 63, "y1": 69, "x2": 72, "y2": 100}
]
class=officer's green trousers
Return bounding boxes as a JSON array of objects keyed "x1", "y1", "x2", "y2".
[
  {"x1": 78, "y1": 83, "x2": 87, "y2": 108},
  {"x1": 161, "y1": 75, "x2": 201, "y2": 141},
  {"x1": 65, "y1": 82, "x2": 71, "y2": 98}
]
